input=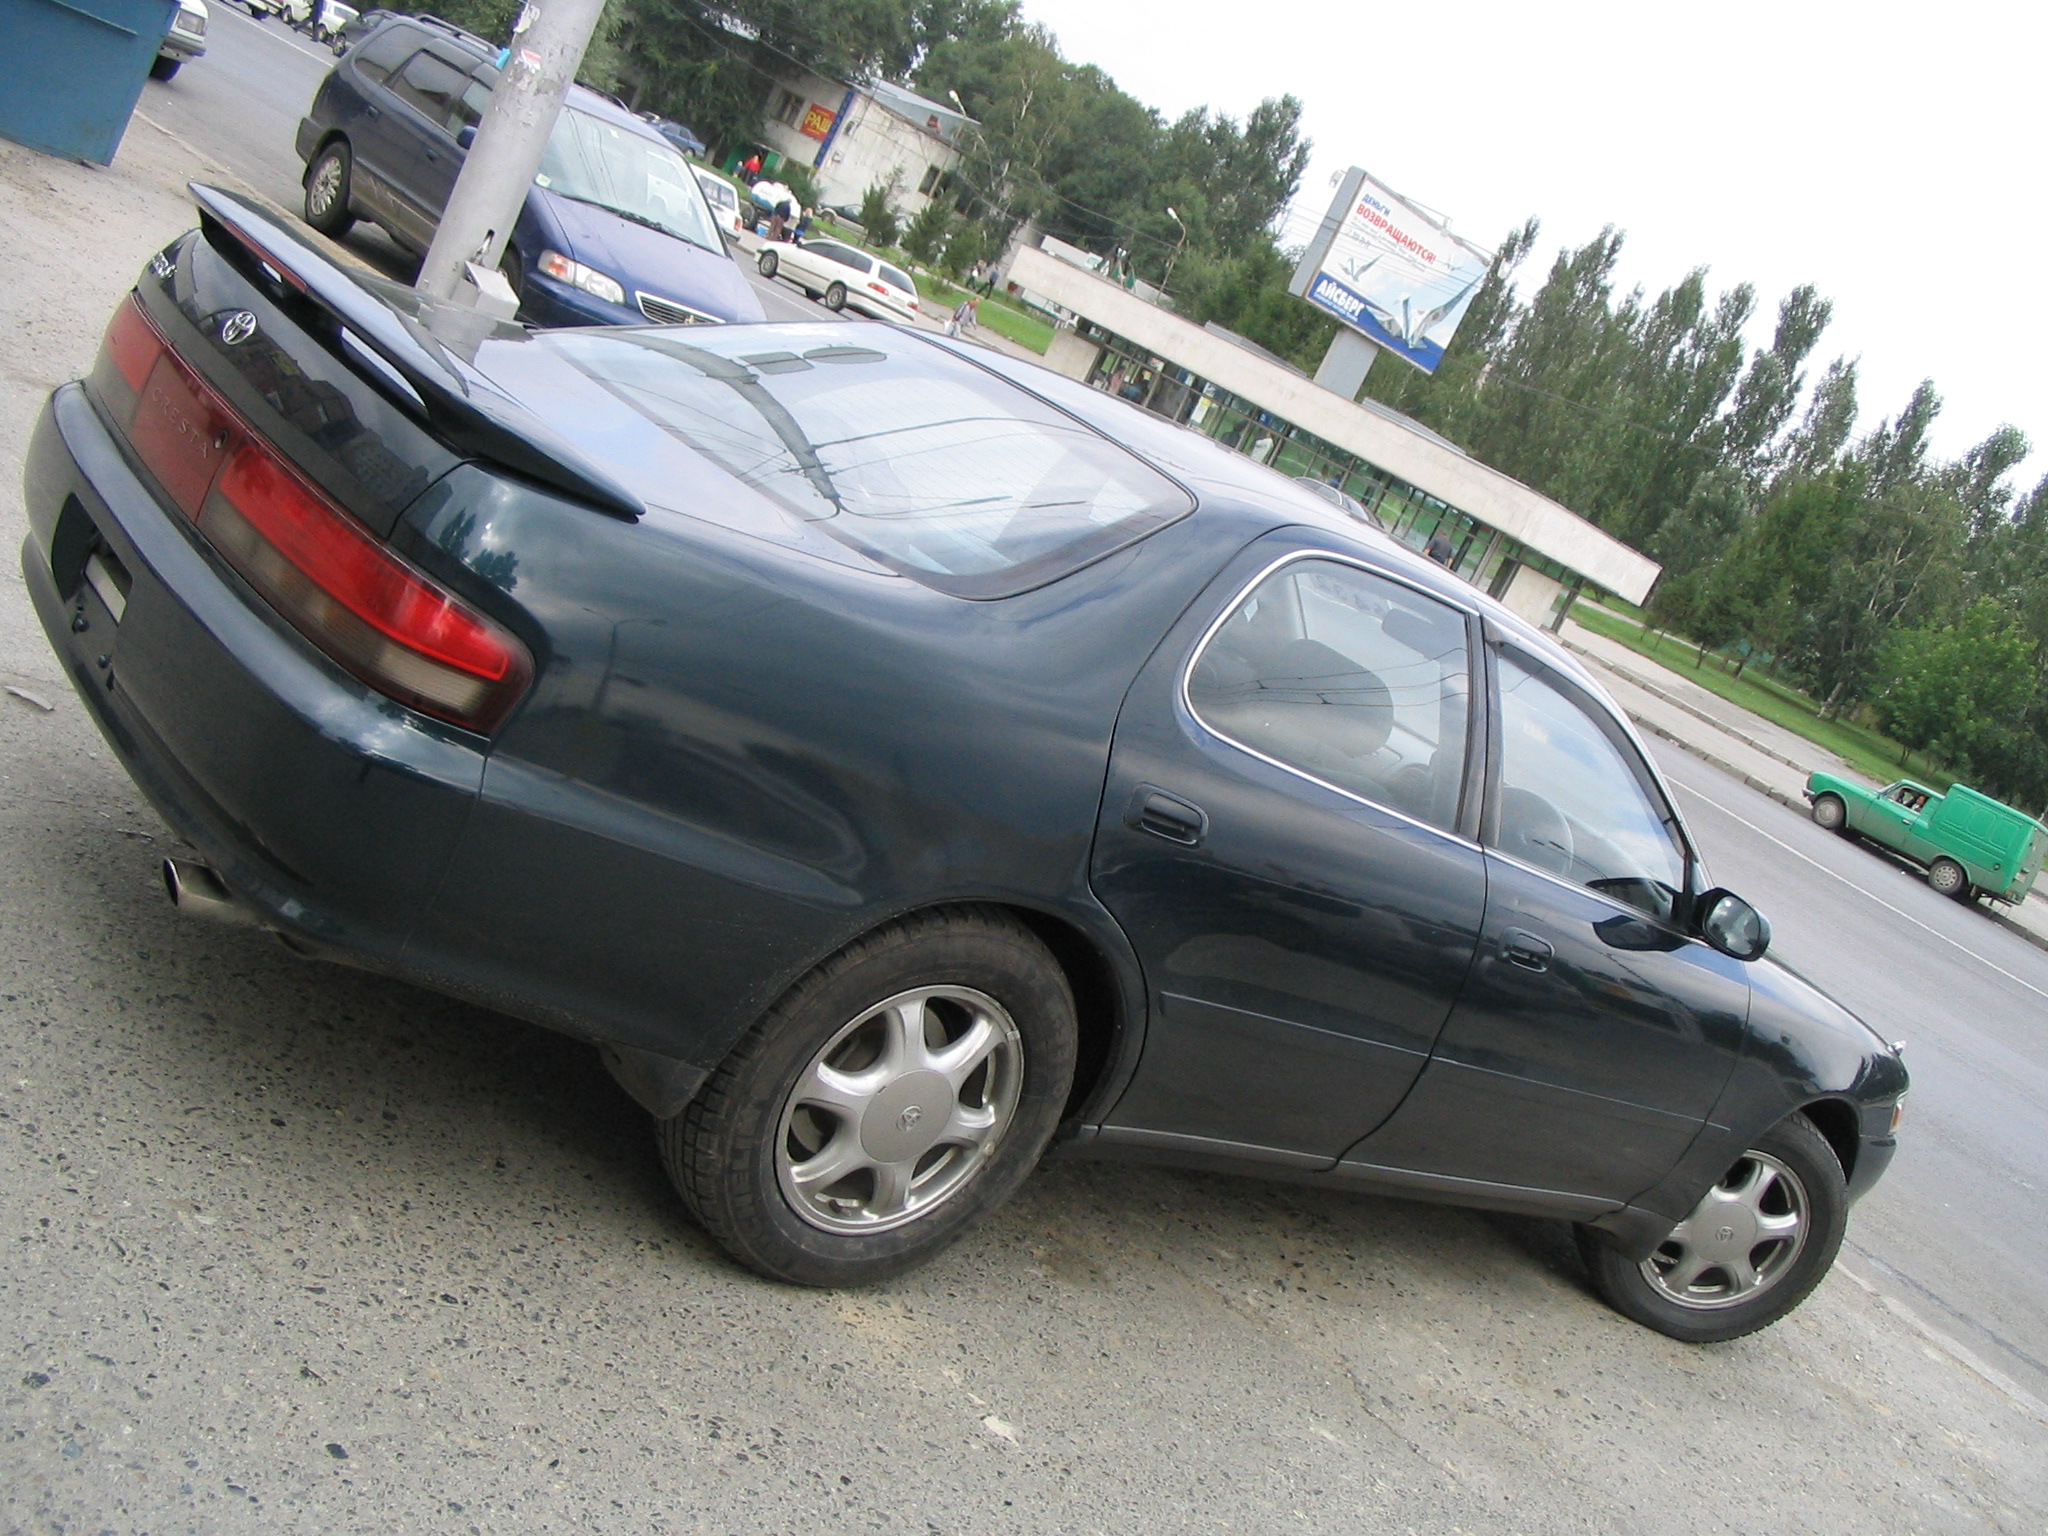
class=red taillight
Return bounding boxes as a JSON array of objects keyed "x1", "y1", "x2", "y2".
[
  {"x1": 92, "y1": 292, "x2": 532, "y2": 732},
  {"x1": 104, "y1": 296, "x2": 161, "y2": 391},
  {"x1": 130, "y1": 351, "x2": 237, "y2": 518},
  {"x1": 199, "y1": 441, "x2": 530, "y2": 730}
]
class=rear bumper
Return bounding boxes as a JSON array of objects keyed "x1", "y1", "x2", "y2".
[{"x1": 21, "y1": 383, "x2": 486, "y2": 969}]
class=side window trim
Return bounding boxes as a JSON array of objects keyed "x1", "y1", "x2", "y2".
[
  {"x1": 1478, "y1": 633, "x2": 1700, "y2": 912},
  {"x1": 1180, "y1": 548, "x2": 1486, "y2": 844}
]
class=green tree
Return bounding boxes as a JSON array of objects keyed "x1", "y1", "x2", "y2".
[
  {"x1": 858, "y1": 183, "x2": 901, "y2": 247},
  {"x1": 940, "y1": 218, "x2": 988, "y2": 277},
  {"x1": 901, "y1": 198, "x2": 953, "y2": 264},
  {"x1": 1875, "y1": 598, "x2": 2035, "y2": 771}
]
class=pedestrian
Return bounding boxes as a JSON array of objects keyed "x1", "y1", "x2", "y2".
[
  {"x1": 967, "y1": 259, "x2": 986, "y2": 292},
  {"x1": 768, "y1": 200, "x2": 791, "y2": 242},
  {"x1": 1426, "y1": 527, "x2": 1457, "y2": 567},
  {"x1": 743, "y1": 153, "x2": 761, "y2": 179},
  {"x1": 945, "y1": 294, "x2": 978, "y2": 337}
]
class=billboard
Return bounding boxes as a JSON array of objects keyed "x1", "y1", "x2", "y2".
[{"x1": 1289, "y1": 168, "x2": 1495, "y2": 375}]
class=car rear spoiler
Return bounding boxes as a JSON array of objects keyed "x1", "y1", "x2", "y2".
[{"x1": 188, "y1": 183, "x2": 644, "y2": 522}]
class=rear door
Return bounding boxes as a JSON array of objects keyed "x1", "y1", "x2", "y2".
[
  {"x1": 377, "y1": 45, "x2": 477, "y2": 245},
  {"x1": 1091, "y1": 540, "x2": 1489, "y2": 1164}
]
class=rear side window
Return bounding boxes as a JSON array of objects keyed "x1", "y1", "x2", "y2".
[
  {"x1": 541, "y1": 327, "x2": 1194, "y2": 598},
  {"x1": 351, "y1": 23, "x2": 419, "y2": 85},
  {"x1": 390, "y1": 50, "x2": 471, "y2": 131},
  {"x1": 454, "y1": 78, "x2": 492, "y2": 132},
  {"x1": 807, "y1": 241, "x2": 863, "y2": 270},
  {"x1": 880, "y1": 263, "x2": 914, "y2": 293},
  {"x1": 1190, "y1": 559, "x2": 1472, "y2": 831}
]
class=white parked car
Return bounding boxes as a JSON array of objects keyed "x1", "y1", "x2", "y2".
[
  {"x1": 755, "y1": 237, "x2": 920, "y2": 323},
  {"x1": 153, "y1": 0, "x2": 207, "y2": 79},
  {"x1": 692, "y1": 166, "x2": 746, "y2": 242}
]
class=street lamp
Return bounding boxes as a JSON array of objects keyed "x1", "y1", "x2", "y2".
[{"x1": 1162, "y1": 206, "x2": 1187, "y2": 293}]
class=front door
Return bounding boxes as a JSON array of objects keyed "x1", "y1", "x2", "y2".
[
  {"x1": 1349, "y1": 645, "x2": 1751, "y2": 1202},
  {"x1": 1091, "y1": 543, "x2": 1488, "y2": 1163}
]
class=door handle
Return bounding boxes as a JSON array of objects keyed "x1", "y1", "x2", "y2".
[
  {"x1": 1127, "y1": 786, "x2": 1207, "y2": 846},
  {"x1": 1501, "y1": 928, "x2": 1554, "y2": 972},
  {"x1": 364, "y1": 105, "x2": 381, "y2": 120}
]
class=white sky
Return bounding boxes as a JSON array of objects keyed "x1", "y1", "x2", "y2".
[{"x1": 1012, "y1": 0, "x2": 2047, "y2": 489}]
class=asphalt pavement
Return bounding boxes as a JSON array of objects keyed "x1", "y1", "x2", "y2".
[{"x1": 3, "y1": 24, "x2": 2047, "y2": 1534}]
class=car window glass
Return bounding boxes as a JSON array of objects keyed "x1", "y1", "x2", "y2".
[
  {"x1": 1188, "y1": 560, "x2": 1471, "y2": 832},
  {"x1": 390, "y1": 50, "x2": 470, "y2": 131},
  {"x1": 880, "y1": 263, "x2": 914, "y2": 292},
  {"x1": 454, "y1": 78, "x2": 492, "y2": 132},
  {"x1": 808, "y1": 242, "x2": 858, "y2": 268},
  {"x1": 545, "y1": 326, "x2": 1194, "y2": 598},
  {"x1": 352, "y1": 23, "x2": 417, "y2": 84},
  {"x1": 1494, "y1": 651, "x2": 1686, "y2": 916},
  {"x1": 536, "y1": 108, "x2": 724, "y2": 254}
]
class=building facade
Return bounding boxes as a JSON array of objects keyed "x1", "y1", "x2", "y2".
[
  {"x1": 754, "y1": 74, "x2": 970, "y2": 218},
  {"x1": 1008, "y1": 242, "x2": 1660, "y2": 623}
]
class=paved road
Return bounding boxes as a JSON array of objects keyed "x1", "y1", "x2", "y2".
[
  {"x1": 1649, "y1": 739, "x2": 2048, "y2": 1408},
  {"x1": 138, "y1": 6, "x2": 830, "y2": 323},
  {"x1": 4, "y1": 35, "x2": 2047, "y2": 1534}
]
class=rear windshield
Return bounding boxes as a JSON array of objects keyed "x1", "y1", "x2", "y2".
[{"x1": 541, "y1": 327, "x2": 1193, "y2": 597}]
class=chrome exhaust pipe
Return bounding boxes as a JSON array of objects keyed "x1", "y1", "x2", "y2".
[{"x1": 161, "y1": 858, "x2": 265, "y2": 930}]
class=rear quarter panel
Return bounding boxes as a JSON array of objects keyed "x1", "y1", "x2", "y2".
[{"x1": 400, "y1": 467, "x2": 1261, "y2": 1070}]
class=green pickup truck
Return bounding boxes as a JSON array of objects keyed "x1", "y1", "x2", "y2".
[{"x1": 1805, "y1": 773, "x2": 2048, "y2": 903}]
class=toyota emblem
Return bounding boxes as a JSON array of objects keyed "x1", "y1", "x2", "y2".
[
  {"x1": 220, "y1": 310, "x2": 258, "y2": 346},
  {"x1": 898, "y1": 1105, "x2": 924, "y2": 1132}
]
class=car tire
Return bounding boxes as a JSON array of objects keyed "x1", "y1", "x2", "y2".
[
  {"x1": 1810, "y1": 794, "x2": 1847, "y2": 832},
  {"x1": 149, "y1": 55, "x2": 181, "y2": 81},
  {"x1": 660, "y1": 907, "x2": 1077, "y2": 1288},
  {"x1": 756, "y1": 249, "x2": 779, "y2": 279},
  {"x1": 498, "y1": 248, "x2": 525, "y2": 318},
  {"x1": 303, "y1": 143, "x2": 355, "y2": 238},
  {"x1": 1575, "y1": 1114, "x2": 1847, "y2": 1342},
  {"x1": 823, "y1": 281, "x2": 848, "y2": 311},
  {"x1": 1928, "y1": 857, "x2": 1971, "y2": 900}
]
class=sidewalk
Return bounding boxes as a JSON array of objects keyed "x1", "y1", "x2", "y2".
[{"x1": 1558, "y1": 617, "x2": 2048, "y2": 954}]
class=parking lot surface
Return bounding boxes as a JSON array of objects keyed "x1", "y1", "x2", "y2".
[{"x1": 3, "y1": 21, "x2": 2046, "y2": 1531}]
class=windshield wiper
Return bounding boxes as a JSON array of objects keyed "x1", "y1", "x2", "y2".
[{"x1": 551, "y1": 190, "x2": 681, "y2": 239}]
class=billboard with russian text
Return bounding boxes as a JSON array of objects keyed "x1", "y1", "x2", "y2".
[{"x1": 1289, "y1": 169, "x2": 1495, "y2": 375}]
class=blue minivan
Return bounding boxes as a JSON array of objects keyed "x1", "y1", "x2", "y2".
[{"x1": 294, "y1": 14, "x2": 763, "y2": 327}]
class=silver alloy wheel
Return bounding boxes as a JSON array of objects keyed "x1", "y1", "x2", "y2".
[
  {"x1": 307, "y1": 154, "x2": 343, "y2": 218},
  {"x1": 1929, "y1": 858, "x2": 1967, "y2": 896},
  {"x1": 1642, "y1": 1151, "x2": 1809, "y2": 1309},
  {"x1": 774, "y1": 985, "x2": 1024, "y2": 1235}
]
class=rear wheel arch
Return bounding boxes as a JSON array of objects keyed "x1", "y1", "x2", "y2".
[
  {"x1": 992, "y1": 904, "x2": 1132, "y2": 1121},
  {"x1": 303, "y1": 130, "x2": 350, "y2": 185}
]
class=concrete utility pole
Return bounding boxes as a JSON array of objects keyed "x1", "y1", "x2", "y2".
[{"x1": 416, "y1": 0, "x2": 608, "y2": 306}]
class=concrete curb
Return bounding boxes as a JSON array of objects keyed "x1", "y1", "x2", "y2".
[{"x1": 1562, "y1": 637, "x2": 1821, "y2": 777}]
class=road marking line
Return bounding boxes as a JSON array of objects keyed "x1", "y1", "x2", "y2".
[{"x1": 1673, "y1": 780, "x2": 2048, "y2": 1005}]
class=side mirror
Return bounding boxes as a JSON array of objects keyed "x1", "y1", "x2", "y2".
[
  {"x1": 1698, "y1": 889, "x2": 1770, "y2": 961},
  {"x1": 457, "y1": 125, "x2": 478, "y2": 150}
]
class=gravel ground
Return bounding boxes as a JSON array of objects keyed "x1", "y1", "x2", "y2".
[{"x1": 3, "y1": 118, "x2": 2046, "y2": 1535}]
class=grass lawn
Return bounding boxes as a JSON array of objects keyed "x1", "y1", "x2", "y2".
[
  {"x1": 909, "y1": 272, "x2": 1055, "y2": 353},
  {"x1": 1571, "y1": 602, "x2": 1954, "y2": 792}
]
